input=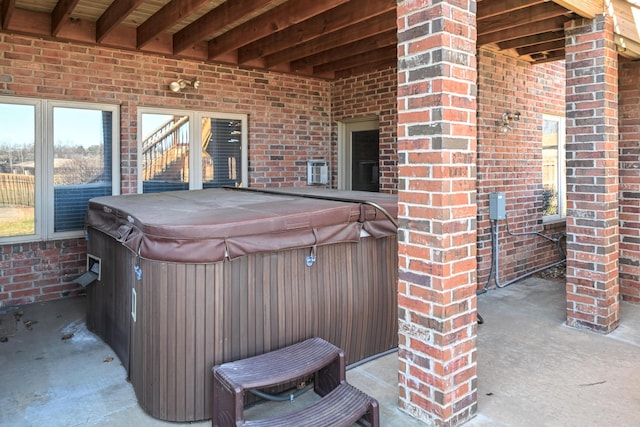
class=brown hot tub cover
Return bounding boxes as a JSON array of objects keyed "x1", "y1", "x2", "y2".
[
  {"x1": 87, "y1": 188, "x2": 396, "y2": 263},
  {"x1": 85, "y1": 187, "x2": 399, "y2": 422}
]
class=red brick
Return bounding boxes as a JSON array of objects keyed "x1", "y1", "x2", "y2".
[
  {"x1": 398, "y1": 1, "x2": 477, "y2": 424},
  {"x1": 11, "y1": 288, "x2": 41, "y2": 298},
  {"x1": 476, "y1": 49, "x2": 565, "y2": 289},
  {"x1": 619, "y1": 61, "x2": 640, "y2": 300},
  {"x1": 565, "y1": 15, "x2": 620, "y2": 333},
  {"x1": 3, "y1": 282, "x2": 35, "y2": 292}
]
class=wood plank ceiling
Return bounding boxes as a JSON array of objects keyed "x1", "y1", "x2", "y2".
[{"x1": 0, "y1": 0, "x2": 638, "y2": 80}]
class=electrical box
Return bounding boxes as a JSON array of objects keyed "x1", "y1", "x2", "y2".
[{"x1": 489, "y1": 192, "x2": 506, "y2": 220}]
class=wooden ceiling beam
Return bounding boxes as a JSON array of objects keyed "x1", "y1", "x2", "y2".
[
  {"x1": 609, "y1": 0, "x2": 640, "y2": 45},
  {"x1": 3, "y1": 8, "x2": 50, "y2": 35},
  {"x1": 478, "y1": 16, "x2": 567, "y2": 45},
  {"x1": 497, "y1": 30, "x2": 565, "y2": 50},
  {"x1": 137, "y1": 0, "x2": 209, "y2": 49},
  {"x1": 334, "y1": 57, "x2": 396, "y2": 79},
  {"x1": 173, "y1": 0, "x2": 281, "y2": 54},
  {"x1": 552, "y1": 0, "x2": 603, "y2": 18},
  {"x1": 263, "y1": 10, "x2": 396, "y2": 68},
  {"x1": 11, "y1": 7, "x2": 94, "y2": 44},
  {"x1": 97, "y1": 0, "x2": 145, "y2": 43},
  {"x1": 237, "y1": 0, "x2": 395, "y2": 64},
  {"x1": 1, "y1": 0, "x2": 16, "y2": 30},
  {"x1": 479, "y1": 2, "x2": 570, "y2": 36},
  {"x1": 530, "y1": 48, "x2": 566, "y2": 62},
  {"x1": 207, "y1": 0, "x2": 351, "y2": 59},
  {"x1": 478, "y1": 0, "x2": 546, "y2": 20},
  {"x1": 616, "y1": 34, "x2": 640, "y2": 59},
  {"x1": 3, "y1": 0, "x2": 612, "y2": 78},
  {"x1": 516, "y1": 39, "x2": 566, "y2": 55},
  {"x1": 51, "y1": 0, "x2": 80, "y2": 36},
  {"x1": 313, "y1": 45, "x2": 396, "y2": 74},
  {"x1": 290, "y1": 29, "x2": 397, "y2": 71}
]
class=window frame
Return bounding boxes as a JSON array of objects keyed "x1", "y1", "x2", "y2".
[
  {"x1": 0, "y1": 96, "x2": 120, "y2": 244},
  {"x1": 542, "y1": 113, "x2": 566, "y2": 223},
  {"x1": 136, "y1": 107, "x2": 248, "y2": 193}
]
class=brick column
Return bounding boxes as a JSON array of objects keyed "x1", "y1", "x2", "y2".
[
  {"x1": 397, "y1": 1, "x2": 478, "y2": 425},
  {"x1": 564, "y1": 14, "x2": 619, "y2": 333},
  {"x1": 619, "y1": 61, "x2": 640, "y2": 303}
]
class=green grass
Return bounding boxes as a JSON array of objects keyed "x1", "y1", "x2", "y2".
[{"x1": 0, "y1": 210, "x2": 35, "y2": 236}]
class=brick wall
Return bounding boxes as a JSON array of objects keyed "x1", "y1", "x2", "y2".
[
  {"x1": 0, "y1": 239, "x2": 86, "y2": 307},
  {"x1": 476, "y1": 49, "x2": 566, "y2": 289},
  {"x1": 564, "y1": 15, "x2": 619, "y2": 332},
  {"x1": 0, "y1": 33, "x2": 333, "y2": 307},
  {"x1": 332, "y1": 67, "x2": 398, "y2": 193},
  {"x1": 0, "y1": 34, "x2": 333, "y2": 193},
  {"x1": 619, "y1": 59, "x2": 640, "y2": 303}
]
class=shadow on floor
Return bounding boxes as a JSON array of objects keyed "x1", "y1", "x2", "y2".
[{"x1": 1, "y1": 276, "x2": 639, "y2": 426}]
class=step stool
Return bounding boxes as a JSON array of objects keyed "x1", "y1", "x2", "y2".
[{"x1": 212, "y1": 337, "x2": 379, "y2": 427}]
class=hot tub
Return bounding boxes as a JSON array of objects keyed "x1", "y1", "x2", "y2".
[{"x1": 85, "y1": 187, "x2": 398, "y2": 422}]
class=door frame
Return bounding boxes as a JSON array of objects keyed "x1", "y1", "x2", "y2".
[{"x1": 337, "y1": 116, "x2": 379, "y2": 190}]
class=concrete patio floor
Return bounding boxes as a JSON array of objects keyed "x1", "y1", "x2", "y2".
[{"x1": 1, "y1": 275, "x2": 639, "y2": 426}]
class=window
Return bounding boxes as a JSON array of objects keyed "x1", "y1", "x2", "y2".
[
  {"x1": 542, "y1": 114, "x2": 566, "y2": 220},
  {"x1": 0, "y1": 98, "x2": 119, "y2": 242},
  {"x1": 138, "y1": 108, "x2": 248, "y2": 193}
]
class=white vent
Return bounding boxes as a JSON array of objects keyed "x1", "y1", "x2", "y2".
[{"x1": 307, "y1": 160, "x2": 329, "y2": 185}]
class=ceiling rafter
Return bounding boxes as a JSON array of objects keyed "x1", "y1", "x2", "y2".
[
  {"x1": 1, "y1": 0, "x2": 16, "y2": 30},
  {"x1": 206, "y1": 0, "x2": 349, "y2": 59},
  {"x1": 497, "y1": 30, "x2": 565, "y2": 50},
  {"x1": 517, "y1": 39, "x2": 566, "y2": 55},
  {"x1": 173, "y1": 0, "x2": 282, "y2": 54},
  {"x1": 2, "y1": 0, "x2": 636, "y2": 78},
  {"x1": 51, "y1": 0, "x2": 80, "y2": 36},
  {"x1": 1, "y1": 1, "x2": 12, "y2": 29},
  {"x1": 263, "y1": 10, "x2": 396, "y2": 69},
  {"x1": 552, "y1": 0, "x2": 603, "y2": 18},
  {"x1": 334, "y1": 57, "x2": 396, "y2": 79},
  {"x1": 479, "y1": 2, "x2": 572, "y2": 36},
  {"x1": 137, "y1": 0, "x2": 209, "y2": 49},
  {"x1": 97, "y1": 0, "x2": 145, "y2": 42},
  {"x1": 478, "y1": 16, "x2": 568, "y2": 45},
  {"x1": 237, "y1": 0, "x2": 395, "y2": 64},
  {"x1": 530, "y1": 48, "x2": 566, "y2": 63},
  {"x1": 314, "y1": 45, "x2": 396, "y2": 75},
  {"x1": 290, "y1": 29, "x2": 397, "y2": 71},
  {"x1": 478, "y1": 0, "x2": 547, "y2": 20}
]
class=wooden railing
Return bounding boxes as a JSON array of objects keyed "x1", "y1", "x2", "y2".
[
  {"x1": 0, "y1": 173, "x2": 34, "y2": 207},
  {"x1": 141, "y1": 116, "x2": 190, "y2": 181},
  {"x1": 141, "y1": 116, "x2": 212, "y2": 182}
]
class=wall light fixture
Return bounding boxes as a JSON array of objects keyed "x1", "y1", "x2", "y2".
[
  {"x1": 497, "y1": 111, "x2": 521, "y2": 133},
  {"x1": 169, "y1": 77, "x2": 200, "y2": 93}
]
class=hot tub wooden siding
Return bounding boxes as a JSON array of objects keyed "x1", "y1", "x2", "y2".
[
  {"x1": 87, "y1": 230, "x2": 397, "y2": 422},
  {"x1": 86, "y1": 231, "x2": 135, "y2": 371}
]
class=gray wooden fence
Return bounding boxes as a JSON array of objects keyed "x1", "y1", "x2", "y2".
[{"x1": 0, "y1": 173, "x2": 34, "y2": 207}]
